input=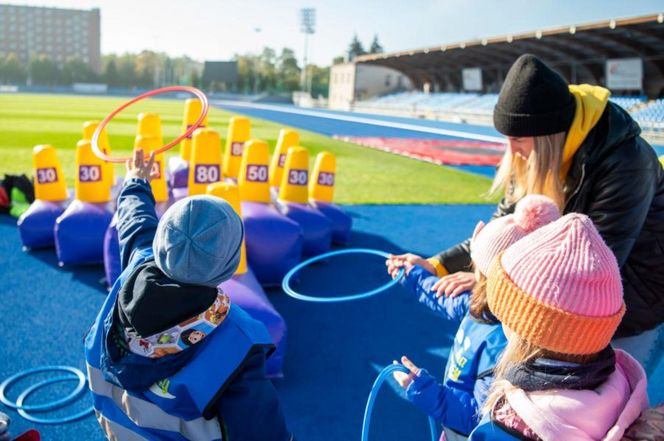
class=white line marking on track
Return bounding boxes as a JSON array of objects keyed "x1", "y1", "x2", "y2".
[{"x1": 214, "y1": 100, "x2": 506, "y2": 144}]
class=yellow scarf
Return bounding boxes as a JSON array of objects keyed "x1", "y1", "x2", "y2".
[{"x1": 560, "y1": 84, "x2": 610, "y2": 178}]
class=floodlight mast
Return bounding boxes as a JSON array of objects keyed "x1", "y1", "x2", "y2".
[{"x1": 299, "y1": 8, "x2": 316, "y2": 94}]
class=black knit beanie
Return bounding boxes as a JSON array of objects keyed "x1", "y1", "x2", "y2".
[{"x1": 493, "y1": 54, "x2": 576, "y2": 137}]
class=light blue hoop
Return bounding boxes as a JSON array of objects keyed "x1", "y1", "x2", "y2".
[
  {"x1": 281, "y1": 248, "x2": 405, "y2": 303},
  {"x1": 362, "y1": 364, "x2": 437, "y2": 441},
  {"x1": 15, "y1": 376, "x2": 93, "y2": 424},
  {"x1": 0, "y1": 366, "x2": 85, "y2": 412}
]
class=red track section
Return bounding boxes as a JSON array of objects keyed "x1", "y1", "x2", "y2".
[{"x1": 334, "y1": 136, "x2": 505, "y2": 166}]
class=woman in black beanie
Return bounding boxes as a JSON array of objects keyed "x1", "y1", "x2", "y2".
[{"x1": 387, "y1": 54, "x2": 664, "y2": 370}]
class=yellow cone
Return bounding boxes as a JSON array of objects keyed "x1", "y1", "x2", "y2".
[
  {"x1": 269, "y1": 129, "x2": 299, "y2": 187},
  {"x1": 82, "y1": 120, "x2": 114, "y2": 189},
  {"x1": 180, "y1": 99, "x2": 208, "y2": 161},
  {"x1": 279, "y1": 146, "x2": 309, "y2": 204},
  {"x1": 309, "y1": 152, "x2": 336, "y2": 203},
  {"x1": 238, "y1": 139, "x2": 271, "y2": 203},
  {"x1": 75, "y1": 140, "x2": 110, "y2": 203},
  {"x1": 207, "y1": 182, "x2": 247, "y2": 275},
  {"x1": 188, "y1": 128, "x2": 223, "y2": 196},
  {"x1": 134, "y1": 136, "x2": 168, "y2": 202},
  {"x1": 137, "y1": 113, "x2": 163, "y2": 144},
  {"x1": 659, "y1": 155, "x2": 664, "y2": 168},
  {"x1": 32, "y1": 144, "x2": 68, "y2": 202},
  {"x1": 223, "y1": 116, "x2": 251, "y2": 179}
]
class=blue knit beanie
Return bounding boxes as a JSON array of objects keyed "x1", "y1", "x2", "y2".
[{"x1": 153, "y1": 195, "x2": 244, "y2": 287}]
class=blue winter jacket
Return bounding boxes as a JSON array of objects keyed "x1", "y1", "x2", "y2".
[
  {"x1": 97, "y1": 178, "x2": 290, "y2": 441},
  {"x1": 401, "y1": 266, "x2": 507, "y2": 437}
]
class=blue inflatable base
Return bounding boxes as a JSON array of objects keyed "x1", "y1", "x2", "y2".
[
  {"x1": 17, "y1": 200, "x2": 67, "y2": 250},
  {"x1": 312, "y1": 202, "x2": 352, "y2": 245},
  {"x1": 54, "y1": 200, "x2": 112, "y2": 266},
  {"x1": 220, "y1": 269, "x2": 287, "y2": 378},
  {"x1": 280, "y1": 202, "x2": 332, "y2": 257},
  {"x1": 242, "y1": 201, "x2": 304, "y2": 286}
]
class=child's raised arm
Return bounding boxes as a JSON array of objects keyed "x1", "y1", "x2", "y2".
[
  {"x1": 401, "y1": 265, "x2": 470, "y2": 322},
  {"x1": 117, "y1": 149, "x2": 160, "y2": 270}
]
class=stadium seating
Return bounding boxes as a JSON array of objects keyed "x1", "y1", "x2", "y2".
[
  {"x1": 356, "y1": 92, "x2": 664, "y2": 134},
  {"x1": 632, "y1": 98, "x2": 664, "y2": 132}
]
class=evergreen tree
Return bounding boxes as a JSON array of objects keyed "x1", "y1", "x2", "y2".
[
  {"x1": 347, "y1": 34, "x2": 366, "y2": 60},
  {"x1": 369, "y1": 35, "x2": 384, "y2": 54}
]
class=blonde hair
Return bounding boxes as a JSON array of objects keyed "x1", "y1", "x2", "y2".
[
  {"x1": 482, "y1": 331, "x2": 600, "y2": 417},
  {"x1": 490, "y1": 132, "x2": 567, "y2": 209},
  {"x1": 469, "y1": 272, "x2": 495, "y2": 323}
]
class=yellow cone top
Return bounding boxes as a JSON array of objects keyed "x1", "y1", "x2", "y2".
[
  {"x1": 269, "y1": 129, "x2": 299, "y2": 187},
  {"x1": 75, "y1": 139, "x2": 110, "y2": 203},
  {"x1": 180, "y1": 99, "x2": 209, "y2": 162},
  {"x1": 82, "y1": 120, "x2": 114, "y2": 189},
  {"x1": 223, "y1": 116, "x2": 251, "y2": 179},
  {"x1": 136, "y1": 113, "x2": 163, "y2": 143},
  {"x1": 134, "y1": 135, "x2": 168, "y2": 202},
  {"x1": 309, "y1": 152, "x2": 336, "y2": 203},
  {"x1": 188, "y1": 128, "x2": 223, "y2": 196},
  {"x1": 32, "y1": 144, "x2": 68, "y2": 202},
  {"x1": 206, "y1": 182, "x2": 247, "y2": 275},
  {"x1": 238, "y1": 139, "x2": 271, "y2": 203},
  {"x1": 279, "y1": 146, "x2": 309, "y2": 204}
]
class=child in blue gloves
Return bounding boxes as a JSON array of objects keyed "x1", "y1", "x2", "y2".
[{"x1": 390, "y1": 195, "x2": 560, "y2": 440}]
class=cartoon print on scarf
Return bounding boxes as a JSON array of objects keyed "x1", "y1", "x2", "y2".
[{"x1": 126, "y1": 291, "x2": 231, "y2": 358}]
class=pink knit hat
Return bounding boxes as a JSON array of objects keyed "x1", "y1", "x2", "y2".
[
  {"x1": 470, "y1": 194, "x2": 560, "y2": 275},
  {"x1": 487, "y1": 213, "x2": 625, "y2": 355}
]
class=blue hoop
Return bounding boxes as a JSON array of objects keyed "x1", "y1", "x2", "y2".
[
  {"x1": 281, "y1": 248, "x2": 405, "y2": 303},
  {"x1": 0, "y1": 366, "x2": 86, "y2": 412},
  {"x1": 16, "y1": 376, "x2": 94, "y2": 424},
  {"x1": 362, "y1": 364, "x2": 437, "y2": 441}
]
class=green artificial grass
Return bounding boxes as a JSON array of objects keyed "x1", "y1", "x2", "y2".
[{"x1": 0, "y1": 93, "x2": 496, "y2": 204}]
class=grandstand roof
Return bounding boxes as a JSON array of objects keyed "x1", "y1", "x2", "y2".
[{"x1": 355, "y1": 13, "x2": 664, "y2": 96}]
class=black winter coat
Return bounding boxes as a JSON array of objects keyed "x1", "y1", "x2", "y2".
[{"x1": 436, "y1": 102, "x2": 664, "y2": 337}]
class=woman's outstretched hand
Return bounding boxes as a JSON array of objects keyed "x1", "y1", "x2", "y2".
[{"x1": 432, "y1": 271, "x2": 476, "y2": 298}]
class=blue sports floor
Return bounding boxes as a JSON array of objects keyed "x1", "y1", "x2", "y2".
[
  {"x1": 3, "y1": 207, "x2": 664, "y2": 440},
  {"x1": 0, "y1": 204, "x2": 497, "y2": 440}
]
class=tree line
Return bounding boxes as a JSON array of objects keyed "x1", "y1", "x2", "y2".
[{"x1": 0, "y1": 35, "x2": 383, "y2": 97}]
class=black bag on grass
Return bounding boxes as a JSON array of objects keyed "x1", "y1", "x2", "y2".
[{"x1": 0, "y1": 174, "x2": 35, "y2": 218}]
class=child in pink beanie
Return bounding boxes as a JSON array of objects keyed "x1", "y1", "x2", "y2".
[
  {"x1": 470, "y1": 213, "x2": 649, "y2": 441},
  {"x1": 394, "y1": 194, "x2": 560, "y2": 440}
]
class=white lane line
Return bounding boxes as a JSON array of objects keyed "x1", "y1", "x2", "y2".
[{"x1": 214, "y1": 100, "x2": 505, "y2": 144}]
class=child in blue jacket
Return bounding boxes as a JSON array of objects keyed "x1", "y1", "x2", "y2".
[
  {"x1": 84, "y1": 149, "x2": 291, "y2": 441},
  {"x1": 391, "y1": 195, "x2": 560, "y2": 441}
]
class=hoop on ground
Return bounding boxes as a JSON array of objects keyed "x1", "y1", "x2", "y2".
[
  {"x1": 16, "y1": 376, "x2": 93, "y2": 424},
  {"x1": 0, "y1": 366, "x2": 86, "y2": 412},
  {"x1": 91, "y1": 86, "x2": 209, "y2": 163},
  {"x1": 281, "y1": 248, "x2": 405, "y2": 303}
]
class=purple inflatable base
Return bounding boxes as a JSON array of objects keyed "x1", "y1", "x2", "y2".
[
  {"x1": 54, "y1": 199, "x2": 113, "y2": 266},
  {"x1": 281, "y1": 202, "x2": 332, "y2": 257},
  {"x1": 311, "y1": 201, "x2": 352, "y2": 245},
  {"x1": 17, "y1": 199, "x2": 67, "y2": 250},
  {"x1": 103, "y1": 201, "x2": 171, "y2": 288},
  {"x1": 220, "y1": 269, "x2": 287, "y2": 378},
  {"x1": 241, "y1": 201, "x2": 303, "y2": 287}
]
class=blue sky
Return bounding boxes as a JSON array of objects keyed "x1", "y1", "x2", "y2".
[{"x1": 7, "y1": 0, "x2": 664, "y2": 65}]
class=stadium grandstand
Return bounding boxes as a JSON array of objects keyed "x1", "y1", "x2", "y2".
[{"x1": 330, "y1": 13, "x2": 664, "y2": 138}]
